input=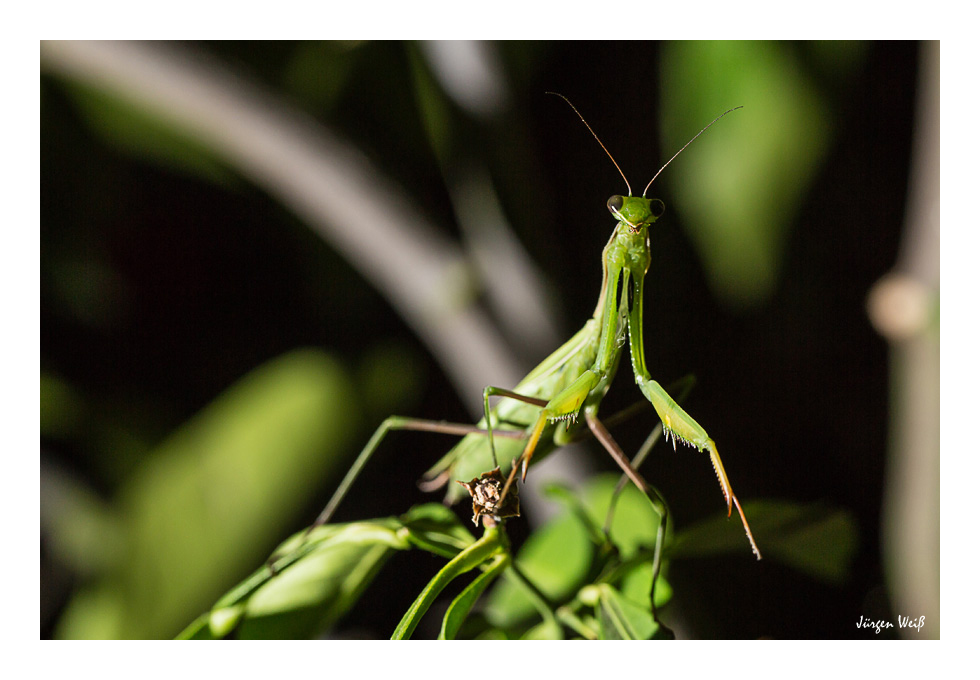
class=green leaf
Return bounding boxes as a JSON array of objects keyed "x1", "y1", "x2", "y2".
[
  {"x1": 175, "y1": 613, "x2": 213, "y2": 640},
  {"x1": 580, "y1": 474, "x2": 663, "y2": 559},
  {"x1": 393, "y1": 527, "x2": 505, "y2": 640},
  {"x1": 56, "y1": 349, "x2": 361, "y2": 639},
  {"x1": 618, "y1": 559, "x2": 674, "y2": 611},
  {"x1": 400, "y1": 503, "x2": 475, "y2": 558},
  {"x1": 542, "y1": 483, "x2": 609, "y2": 547},
  {"x1": 661, "y1": 41, "x2": 835, "y2": 309},
  {"x1": 281, "y1": 41, "x2": 363, "y2": 113},
  {"x1": 174, "y1": 505, "x2": 471, "y2": 639},
  {"x1": 521, "y1": 619, "x2": 565, "y2": 640},
  {"x1": 439, "y1": 553, "x2": 510, "y2": 640},
  {"x1": 474, "y1": 628, "x2": 509, "y2": 640},
  {"x1": 483, "y1": 511, "x2": 593, "y2": 628},
  {"x1": 588, "y1": 584, "x2": 659, "y2": 641},
  {"x1": 64, "y1": 82, "x2": 236, "y2": 186},
  {"x1": 40, "y1": 463, "x2": 123, "y2": 578},
  {"x1": 555, "y1": 606, "x2": 598, "y2": 640},
  {"x1": 547, "y1": 476, "x2": 673, "y2": 610},
  {"x1": 236, "y1": 536, "x2": 397, "y2": 638},
  {"x1": 670, "y1": 500, "x2": 858, "y2": 585},
  {"x1": 208, "y1": 605, "x2": 245, "y2": 638},
  {"x1": 484, "y1": 474, "x2": 672, "y2": 631},
  {"x1": 40, "y1": 372, "x2": 84, "y2": 439},
  {"x1": 176, "y1": 518, "x2": 410, "y2": 639}
]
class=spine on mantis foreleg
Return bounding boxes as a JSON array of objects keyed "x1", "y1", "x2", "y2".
[
  {"x1": 638, "y1": 381, "x2": 712, "y2": 452},
  {"x1": 626, "y1": 255, "x2": 761, "y2": 559},
  {"x1": 638, "y1": 375, "x2": 761, "y2": 559}
]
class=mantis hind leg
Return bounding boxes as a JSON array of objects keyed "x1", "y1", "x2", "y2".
[
  {"x1": 315, "y1": 384, "x2": 558, "y2": 536},
  {"x1": 309, "y1": 416, "x2": 525, "y2": 532},
  {"x1": 584, "y1": 408, "x2": 670, "y2": 627},
  {"x1": 603, "y1": 375, "x2": 697, "y2": 533}
]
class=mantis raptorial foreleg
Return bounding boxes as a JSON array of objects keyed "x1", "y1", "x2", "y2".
[
  {"x1": 498, "y1": 369, "x2": 602, "y2": 505},
  {"x1": 638, "y1": 379, "x2": 761, "y2": 559},
  {"x1": 482, "y1": 386, "x2": 548, "y2": 469},
  {"x1": 488, "y1": 387, "x2": 676, "y2": 621},
  {"x1": 623, "y1": 244, "x2": 761, "y2": 560},
  {"x1": 603, "y1": 375, "x2": 697, "y2": 533}
]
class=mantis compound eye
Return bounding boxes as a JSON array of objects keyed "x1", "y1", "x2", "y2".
[
  {"x1": 649, "y1": 198, "x2": 665, "y2": 219},
  {"x1": 607, "y1": 195, "x2": 624, "y2": 216}
]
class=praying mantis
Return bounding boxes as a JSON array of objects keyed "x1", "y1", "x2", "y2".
[{"x1": 309, "y1": 95, "x2": 761, "y2": 580}]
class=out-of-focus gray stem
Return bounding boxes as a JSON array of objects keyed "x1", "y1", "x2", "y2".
[
  {"x1": 868, "y1": 41, "x2": 939, "y2": 638},
  {"x1": 40, "y1": 40, "x2": 524, "y2": 412}
]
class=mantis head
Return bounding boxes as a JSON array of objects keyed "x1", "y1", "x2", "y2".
[
  {"x1": 607, "y1": 195, "x2": 665, "y2": 231},
  {"x1": 546, "y1": 92, "x2": 739, "y2": 234}
]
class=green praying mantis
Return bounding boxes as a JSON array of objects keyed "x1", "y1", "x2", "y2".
[{"x1": 308, "y1": 95, "x2": 761, "y2": 582}]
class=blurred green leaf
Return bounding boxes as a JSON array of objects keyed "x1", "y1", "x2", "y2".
[
  {"x1": 542, "y1": 482, "x2": 609, "y2": 548},
  {"x1": 485, "y1": 474, "x2": 672, "y2": 631},
  {"x1": 208, "y1": 605, "x2": 246, "y2": 638},
  {"x1": 807, "y1": 41, "x2": 869, "y2": 82},
  {"x1": 581, "y1": 474, "x2": 663, "y2": 560},
  {"x1": 356, "y1": 342, "x2": 426, "y2": 422},
  {"x1": 521, "y1": 618, "x2": 565, "y2": 640},
  {"x1": 670, "y1": 500, "x2": 858, "y2": 585},
  {"x1": 282, "y1": 41, "x2": 363, "y2": 113},
  {"x1": 407, "y1": 43, "x2": 454, "y2": 167},
  {"x1": 661, "y1": 41, "x2": 834, "y2": 308},
  {"x1": 555, "y1": 605, "x2": 597, "y2": 640},
  {"x1": 619, "y1": 559, "x2": 673, "y2": 611},
  {"x1": 55, "y1": 349, "x2": 360, "y2": 639},
  {"x1": 578, "y1": 476, "x2": 673, "y2": 609},
  {"x1": 582, "y1": 583, "x2": 659, "y2": 640},
  {"x1": 474, "y1": 627, "x2": 509, "y2": 640},
  {"x1": 40, "y1": 373, "x2": 83, "y2": 438},
  {"x1": 40, "y1": 464, "x2": 123, "y2": 577},
  {"x1": 64, "y1": 82, "x2": 236, "y2": 185},
  {"x1": 483, "y1": 510, "x2": 593, "y2": 628},
  {"x1": 177, "y1": 613, "x2": 212, "y2": 640}
]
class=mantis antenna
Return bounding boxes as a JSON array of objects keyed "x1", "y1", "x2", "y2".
[
  {"x1": 547, "y1": 93, "x2": 741, "y2": 200},
  {"x1": 641, "y1": 106, "x2": 743, "y2": 197},
  {"x1": 546, "y1": 92, "x2": 632, "y2": 197}
]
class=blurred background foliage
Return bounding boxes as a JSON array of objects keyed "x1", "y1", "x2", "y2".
[{"x1": 40, "y1": 40, "x2": 936, "y2": 639}]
